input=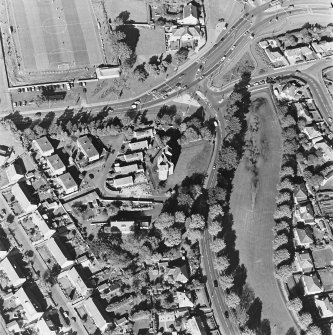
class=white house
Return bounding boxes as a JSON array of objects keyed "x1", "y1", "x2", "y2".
[
  {"x1": 32, "y1": 137, "x2": 54, "y2": 157},
  {"x1": 45, "y1": 238, "x2": 74, "y2": 270},
  {"x1": 46, "y1": 154, "x2": 66, "y2": 176},
  {"x1": 177, "y1": 3, "x2": 199, "y2": 25},
  {"x1": 0, "y1": 257, "x2": 26, "y2": 289},
  {"x1": 57, "y1": 173, "x2": 78, "y2": 194},
  {"x1": 12, "y1": 183, "x2": 38, "y2": 212},
  {"x1": 77, "y1": 136, "x2": 99, "y2": 162}
]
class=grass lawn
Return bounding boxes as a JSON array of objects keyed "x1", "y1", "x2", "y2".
[
  {"x1": 104, "y1": 0, "x2": 148, "y2": 22},
  {"x1": 136, "y1": 28, "x2": 166, "y2": 63},
  {"x1": 230, "y1": 93, "x2": 296, "y2": 334},
  {"x1": 166, "y1": 140, "x2": 213, "y2": 189}
]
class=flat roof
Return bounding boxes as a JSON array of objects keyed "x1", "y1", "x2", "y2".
[
  {"x1": 113, "y1": 176, "x2": 133, "y2": 188},
  {"x1": 0, "y1": 257, "x2": 23, "y2": 286},
  {"x1": 128, "y1": 140, "x2": 148, "y2": 151},
  {"x1": 45, "y1": 238, "x2": 71, "y2": 268},
  {"x1": 58, "y1": 172, "x2": 77, "y2": 190},
  {"x1": 124, "y1": 152, "x2": 143, "y2": 162},
  {"x1": 12, "y1": 183, "x2": 36, "y2": 211},
  {"x1": 96, "y1": 67, "x2": 120, "y2": 79},
  {"x1": 33, "y1": 137, "x2": 53, "y2": 153},
  {"x1": 77, "y1": 136, "x2": 99, "y2": 159},
  {"x1": 110, "y1": 221, "x2": 135, "y2": 234},
  {"x1": 15, "y1": 287, "x2": 40, "y2": 321},
  {"x1": 83, "y1": 297, "x2": 107, "y2": 330},
  {"x1": 47, "y1": 154, "x2": 65, "y2": 171}
]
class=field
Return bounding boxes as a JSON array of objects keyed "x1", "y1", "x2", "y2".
[
  {"x1": 230, "y1": 93, "x2": 296, "y2": 334},
  {"x1": 166, "y1": 140, "x2": 213, "y2": 188},
  {"x1": 136, "y1": 28, "x2": 166, "y2": 62},
  {"x1": 7, "y1": 0, "x2": 103, "y2": 72},
  {"x1": 104, "y1": 0, "x2": 148, "y2": 22}
]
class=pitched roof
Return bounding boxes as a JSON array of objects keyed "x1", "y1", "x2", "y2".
[
  {"x1": 303, "y1": 273, "x2": 322, "y2": 293},
  {"x1": 45, "y1": 238, "x2": 73, "y2": 269},
  {"x1": 0, "y1": 257, "x2": 25, "y2": 287},
  {"x1": 295, "y1": 227, "x2": 314, "y2": 244},
  {"x1": 319, "y1": 270, "x2": 333, "y2": 291},
  {"x1": 15, "y1": 287, "x2": 43, "y2": 322},
  {"x1": 113, "y1": 176, "x2": 133, "y2": 188},
  {"x1": 128, "y1": 140, "x2": 148, "y2": 151},
  {"x1": 294, "y1": 184, "x2": 308, "y2": 203},
  {"x1": 315, "y1": 297, "x2": 333, "y2": 318},
  {"x1": 313, "y1": 247, "x2": 333, "y2": 269},
  {"x1": 183, "y1": 3, "x2": 198, "y2": 19},
  {"x1": 296, "y1": 252, "x2": 313, "y2": 272}
]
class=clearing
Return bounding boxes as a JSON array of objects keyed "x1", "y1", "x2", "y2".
[
  {"x1": 166, "y1": 140, "x2": 213, "y2": 189},
  {"x1": 230, "y1": 92, "x2": 296, "y2": 334},
  {"x1": 104, "y1": 0, "x2": 148, "y2": 22},
  {"x1": 136, "y1": 28, "x2": 166, "y2": 62}
]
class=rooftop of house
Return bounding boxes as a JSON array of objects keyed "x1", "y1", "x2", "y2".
[
  {"x1": 312, "y1": 40, "x2": 333, "y2": 53},
  {"x1": 6, "y1": 161, "x2": 25, "y2": 180},
  {"x1": 183, "y1": 3, "x2": 198, "y2": 19},
  {"x1": 318, "y1": 269, "x2": 333, "y2": 291},
  {"x1": 0, "y1": 257, "x2": 25, "y2": 287},
  {"x1": 294, "y1": 183, "x2": 308, "y2": 203},
  {"x1": 176, "y1": 291, "x2": 194, "y2": 308},
  {"x1": 45, "y1": 237, "x2": 73, "y2": 268},
  {"x1": 295, "y1": 226, "x2": 314, "y2": 244},
  {"x1": 96, "y1": 67, "x2": 120, "y2": 79},
  {"x1": 124, "y1": 152, "x2": 144, "y2": 162},
  {"x1": 113, "y1": 175, "x2": 133, "y2": 188},
  {"x1": 303, "y1": 273, "x2": 322, "y2": 293},
  {"x1": 266, "y1": 48, "x2": 285, "y2": 61},
  {"x1": 33, "y1": 137, "x2": 53, "y2": 153},
  {"x1": 315, "y1": 297, "x2": 333, "y2": 318},
  {"x1": 303, "y1": 125, "x2": 323, "y2": 140},
  {"x1": 14, "y1": 287, "x2": 42, "y2": 322},
  {"x1": 58, "y1": 172, "x2": 77, "y2": 190},
  {"x1": 77, "y1": 136, "x2": 99, "y2": 159},
  {"x1": 312, "y1": 247, "x2": 333, "y2": 269},
  {"x1": 295, "y1": 251, "x2": 313, "y2": 272},
  {"x1": 58, "y1": 267, "x2": 88, "y2": 297},
  {"x1": 114, "y1": 163, "x2": 138, "y2": 175},
  {"x1": 47, "y1": 154, "x2": 65, "y2": 171},
  {"x1": 285, "y1": 46, "x2": 313, "y2": 57}
]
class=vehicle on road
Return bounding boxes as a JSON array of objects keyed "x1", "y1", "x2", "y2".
[
  {"x1": 135, "y1": 100, "x2": 141, "y2": 104},
  {"x1": 176, "y1": 83, "x2": 182, "y2": 88},
  {"x1": 213, "y1": 164, "x2": 217, "y2": 170},
  {"x1": 131, "y1": 103, "x2": 137, "y2": 109},
  {"x1": 231, "y1": 44, "x2": 236, "y2": 50},
  {"x1": 224, "y1": 311, "x2": 229, "y2": 319},
  {"x1": 162, "y1": 94, "x2": 168, "y2": 99},
  {"x1": 213, "y1": 279, "x2": 218, "y2": 287},
  {"x1": 259, "y1": 80, "x2": 266, "y2": 84},
  {"x1": 183, "y1": 85, "x2": 188, "y2": 89}
]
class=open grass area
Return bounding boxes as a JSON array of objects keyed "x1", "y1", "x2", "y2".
[
  {"x1": 104, "y1": 0, "x2": 148, "y2": 22},
  {"x1": 230, "y1": 93, "x2": 295, "y2": 334},
  {"x1": 166, "y1": 140, "x2": 213, "y2": 188},
  {"x1": 136, "y1": 27, "x2": 166, "y2": 62}
]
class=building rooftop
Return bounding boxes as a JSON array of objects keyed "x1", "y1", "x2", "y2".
[
  {"x1": 313, "y1": 247, "x2": 333, "y2": 269},
  {"x1": 114, "y1": 163, "x2": 138, "y2": 175},
  {"x1": 124, "y1": 152, "x2": 144, "y2": 162},
  {"x1": 47, "y1": 154, "x2": 65, "y2": 172},
  {"x1": 113, "y1": 176, "x2": 133, "y2": 188},
  {"x1": 83, "y1": 297, "x2": 107, "y2": 331},
  {"x1": 0, "y1": 257, "x2": 25, "y2": 288},
  {"x1": 58, "y1": 172, "x2": 77, "y2": 191},
  {"x1": 77, "y1": 136, "x2": 99, "y2": 160},
  {"x1": 12, "y1": 182, "x2": 37, "y2": 212},
  {"x1": 58, "y1": 267, "x2": 88, "y2": 297},
  {"x1": 133, "y1": 128, "x2": 154, "y2": 139},
  {"x1": 128, "y1": 140, "x2": 148, "y2": 151},
  {"x1": 110, "y1": 221, "x2": 135, "y2": 234},
  {"x1": 33, "y1": 137, "x2": 53, "y2": 154},
  {"x1": 96, "y1": 67, "x2": 120, "y2": 79},
  {"x1": 45, "y1": 238, "x2": 73, "y2": 269}
]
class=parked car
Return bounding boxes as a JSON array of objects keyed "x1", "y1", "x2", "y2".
[
  {"x1": 224, "y1": 311, "x2": 229, "y2": 319},
  {"x1": 214, "y1": 280, "x2": 218, "y2": 287}
]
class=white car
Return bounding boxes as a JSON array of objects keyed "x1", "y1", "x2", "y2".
[{"x1": 131, "y1": 104, "x2": 137, "y2": 109}]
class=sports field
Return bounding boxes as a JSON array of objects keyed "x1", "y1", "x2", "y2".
[{"x1": 8, "y1": 0, "x2": 103, "y2": 72}]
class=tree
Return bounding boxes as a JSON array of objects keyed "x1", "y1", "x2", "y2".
[
  {"x1": 299, "y1": 313, "x2": 313, "y2": 328},
  {"x1": 277, "y1": 179, "x2": 294, "y2": 191},
  {"x1": 275, "y1": 264, "x2": 293, "y2": 281},
  {"x1": 273, "y1": 248, "x2": 290, "y2": 265},
  {"x1": 186, "y1": 229, "x2": 203, "y2": 244},
  {"x1": 174, "y1": 47, "x2": 189, "y2": 65},
  {"x1": 219, "y1": 146, "x2": 238, "y2": 170},
  {"x1": 272, "y1": 234, "x2": 288, "y2": 250},
  {"x1": 219, "y1": 274, "x2": 234, "y2": 290},
  {"x1": 207, "y1": 186, "x2": 227, "y2": 205},
  {"x1": 154, "y1": 212, "x2": 174, "y2": 230},
  {"x1": 133, "y1": 65, "x2": 148, "y2": 82},
  {"x1": 208, "y1": 220, "x2": 221, "y2": 237},
  {"x1": 273, "y1": 221, "x2": 289, "y2": 233},
  {"x1": 226, "y1": 292, "x2": 241, "y2": 309},
  {"x1": 188, "y1": 214, "x2": 205, "y2": 230},
  {"x1": 43, "y1": 264, "x2": 61, "y2": 286},
  {"x1": 210, "y1": 239, "x2": 226, "y2": 253},
  {"x1": 226, "y1": 116, "x2": 242, "y2": 140},
  {"x1": 276, "y1": 192, "x2": 292, "y2": 205},
  {"x1": 241, "y1": 327, "x2": 256, "y2": 335},
  {"x1": 213, "y1": 255, "x2": 229, "y2": 273},
  {"x1": 273, "y1": 205, "x2": 292, "y2": 220},
  {"x1": 175, "y1": 211, "x2": 186, "y2": 224},
  {"x1": 6, "y1": 214, "x2": 15, "y2": 224},
  {"x1": 163, "y1": 228, "x2": 182, "y2": 247},
  {"x1": 286, "y1": 297, "x2": 303, "y2": 312},
  {"x1": 117, "y1": 41, "x2": 132, "y2": 61},
  {"x1": 208, "y1": 204, "x2": 224, "y2": 220},
  {"x1": 305, "y1": 325, "x2": 322, "y2": 335}
]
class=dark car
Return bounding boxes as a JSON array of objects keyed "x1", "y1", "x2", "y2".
[
  {"x1": 224, "y1": 311, "x2": 229, "y2": 319},
  {"x1": 213, "y1": 280, "x2": 218, "y2": 287}
]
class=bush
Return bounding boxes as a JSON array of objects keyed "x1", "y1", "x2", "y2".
[
  {"x1": 287, "y1": 297, "x2": 303, "y2": 312},
  {"x1": 273, "y1": 248, "x2": 290, "y2": 265}
]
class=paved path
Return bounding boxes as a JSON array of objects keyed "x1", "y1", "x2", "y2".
[{"x1": 230, "y1": 90, "x2": 297, "y2": 334}]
